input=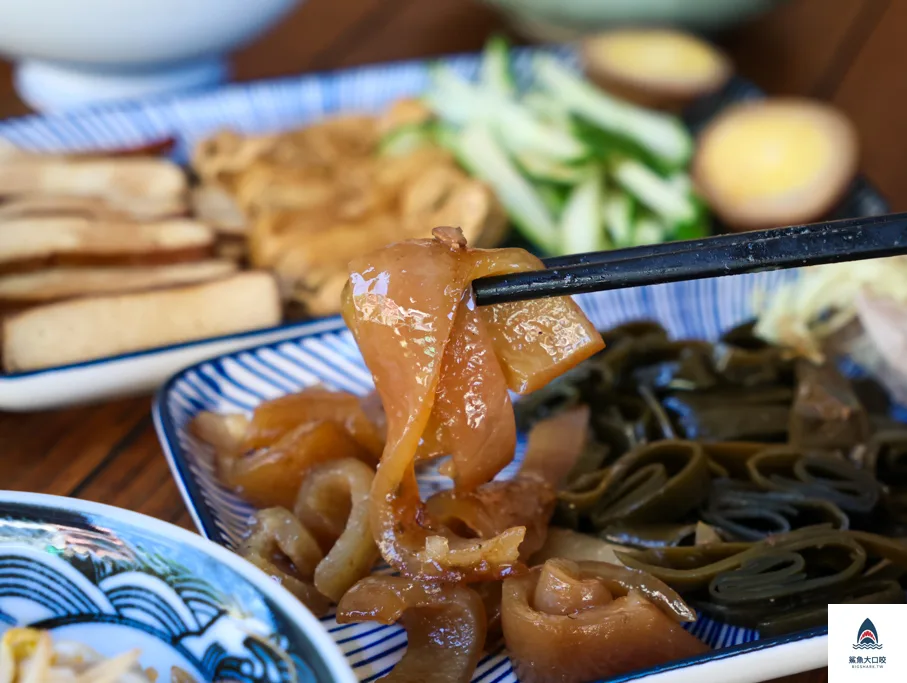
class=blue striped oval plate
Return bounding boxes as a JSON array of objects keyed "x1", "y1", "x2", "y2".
[
  {"x1": 0, "y1": 46, "x2": 887, "y2": 411},
  {"x1": 156, "y1": 270, "x2": 841, "y2": 683}
]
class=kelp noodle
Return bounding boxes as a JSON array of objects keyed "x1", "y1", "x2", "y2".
[
  {"x1": 507, "y1": 319, "x2": 907, "y2": 635},
  {"x1": 616, "y1": 528, "x2": 907, "y2": 633}
]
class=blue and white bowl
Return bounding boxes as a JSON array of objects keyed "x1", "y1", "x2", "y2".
[
  {"x1": 0, "y1": 491, "x2": 356, "y2": 683},
  {"x1": 154, "y1": 272, "x2": 847, "y2": 683}
]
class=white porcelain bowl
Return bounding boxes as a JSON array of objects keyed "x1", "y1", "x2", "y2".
[{"x1": 0, "y1": 0, "x2": 302, "y2": 111}]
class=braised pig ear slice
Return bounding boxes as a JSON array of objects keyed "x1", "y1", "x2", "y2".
[
  {"x1": 425, "y1": 407, "x2": 592, "y2": 561},
  {"x1": 343, "y1": 237, "x2": 486, "y2": 579},
  {"x1": 476, "y1": 249, "x2": 604, "y2": 395},
  {"x1": 337, "y1": 576, "x2": 487, "y2": 683},
  {"x1": 417, "y1": 289, "x2": 517, "y2": 490},
  {"x1": 294, "y1": 457, "x2": 380, "y2": 602},
  {"x1": 502, "y1": 559, "x2": 706, "y2": 683},
  {"x1": 227, "y1": 421, "x2": 371, "y2": 509},
  {"x1": 244, "y1": 387, "x2": 384, "y2": 458},
  {"x1": 343, "y1": 233, "x2": 602, "y2": 580},
  {"x1": 189, "y1": 411, "x2": 250, "y2": 479}
]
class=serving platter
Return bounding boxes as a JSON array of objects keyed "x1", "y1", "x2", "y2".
[
  {"x1": 155, "y1": 270, "x2": 852, "y2": 683},
  {"x1": 0, "y1": 46, "x2": 888, "y2": 411}
]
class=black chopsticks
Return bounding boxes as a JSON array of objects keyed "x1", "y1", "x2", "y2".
[{"x1": 472, "y1": 212, "x2": 907, "y2": 306}]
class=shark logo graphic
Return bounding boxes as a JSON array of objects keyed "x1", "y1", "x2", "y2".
[{"x1": 854, "y1": 618, "x2": 883, "y2": 650}]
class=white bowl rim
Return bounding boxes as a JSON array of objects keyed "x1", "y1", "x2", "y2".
[{"x1": 0, "y1": 489, "x2": 357, "y2": 683}]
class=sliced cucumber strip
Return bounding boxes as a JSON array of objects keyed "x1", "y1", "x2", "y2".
[
  {"x1": 667, "y1": 173, "x2": 694, "y2": 194},
  {"x1": 432, "y1": 123, "x2": 459, "y2": 152},
  {"x1": 603, "y1": 191, "x2": 636, "y2": 249},
  {"x1": 480, "y1": 34, "x2": 517, "y2": 98},
  {"x1": 613, "y1": 159, "x2": 698, "y2": 227},
  {"x1": 454, "y1": 124, "x2": 560, "y2": 254},
  {"x1": 633, "y1": 216, "x2": 669, "y2": 246},
  {"x1": 424, "y1": 64, "x2": 487, "y2": 126},
  {"x1": 425, "y1": 64, "x2": 587, "y2": 162},
  {"x1": 522, "y1": 90, "x2": 572, "y2": 129},
  {"x1": 516, "y1": 152, "x2": 592, "y2": 184},
  {"x1": 673, "y1": 195, "x2": 712, "y2": 241},
  {"x1": 561, "y1": 172, "x2": 605, "y2": 255},
  {"x1": 535, "y1": 182, "x2": 570, "y2": 215},
  {"x1": 534, "y1": 55, "x2": 693, "y2": 168}
]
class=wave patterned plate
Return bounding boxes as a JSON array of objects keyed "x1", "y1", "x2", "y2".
[
  {"x1": 156, "y1": 270, "x2": 839, "y2": 683},
  {"x1": 0, "y1": 492, "x2": 355, "y2": 682}
]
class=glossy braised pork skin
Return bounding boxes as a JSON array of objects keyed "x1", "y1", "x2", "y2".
[{"x1": 342, "y1": 227, "x2": 604, "y2": 581}]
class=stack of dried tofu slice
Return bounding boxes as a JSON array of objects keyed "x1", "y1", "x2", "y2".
[{"x1": 0, "y1": 144, "x2": 281, "y2": 373}]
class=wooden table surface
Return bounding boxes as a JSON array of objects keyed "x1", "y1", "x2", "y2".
[{"x1": 3, "y1": 0, "x2": 905, "y2": 681}]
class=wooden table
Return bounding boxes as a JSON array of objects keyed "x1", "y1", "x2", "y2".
[{"x1": 3, "y1": 0, "x2": 904, "y2": 681}]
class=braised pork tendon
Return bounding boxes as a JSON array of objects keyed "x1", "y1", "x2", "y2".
[
  {"x1": 294, "y1": 457, "x2": 380, "y2": 602},
  {"x1": 240, "y1": 388, "x2": 384, "y2": 457},
  {"x1": 336, "y1": 576, "x2": 487, "y2": 683},
  {"x1": 193, "y1": 389, "x2": 383, "y2": 613},
  {"x1": 239, "y1": 457, "x2": 379, "y2": 614},
  {"x1": 341, "y1": 228, "x2": 603, "y2": 581},
  {"x1": 238, "y1": 506, "x2": 332, "y2": 616},
  {"x1": 192, "y1": 388, "x2": 382, "y2": 510},
  {"x1": 424, "y1": 407, "x2": 591, "y2": 562},
  {"x1": 502, "y1": 559, "x2": 706, "y2": 683}
]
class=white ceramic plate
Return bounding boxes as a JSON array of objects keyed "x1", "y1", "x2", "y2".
[
  {"x1": 155, "y1": 272, "x2": 842, "y2": 683},
  {"x1": 0, "y1": 48, "x2": 886, "y2": 411}
]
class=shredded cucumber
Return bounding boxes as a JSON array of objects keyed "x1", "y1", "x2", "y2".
[
  {"x1": 432, "y1": 123, "x2": 459, "y2": 152},
  {"x1": 535, "y1": 182, "x2": 570, "y2": 215},
  {"x1": 560, "y1": 172, "x2": 605, "y2": 255},
  {"x1": 612, "y1": 159, "x2": 697, "y2": 228},
  {"x1": 516, "y1": 152, "x2": 592, "y2": 184},
  {"x1": 425, "y1": 64, "x2": 587, "y2": 162},
  {"x1": 603, "y1": 191, "x2": 636, "y2": 248},
  {"x1": 424, "y1": 64, "x2": 487, "y2": 126},
  {"x1": 633, "y1": 216, "x2": 669, "y2": 246},
  {"x1": 522, "y1": 90, "x2": 572, "y2": 129},
  {"x1": 454, "y1": 124, "x2": 560, "y2": 254},
  {"x1": 480, "y1": 35, "x2": 517, "y2": 98},
  {"x1": 534, "y1": 55, "x2": 693, "y2": 169},
  {"x1": 421, "y1": 40, "x2": 712, "y2": 255}
]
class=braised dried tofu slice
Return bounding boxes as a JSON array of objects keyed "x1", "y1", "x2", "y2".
[
  {"x1": 0, "y1": 157, "x2": 188, "y2": 214},
  {"x1": 0, "y1": 217, "x2": 214, "y2": 270},
  {"x1": 0, "y1": 260, "x2": 236, "y2": 308}
]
